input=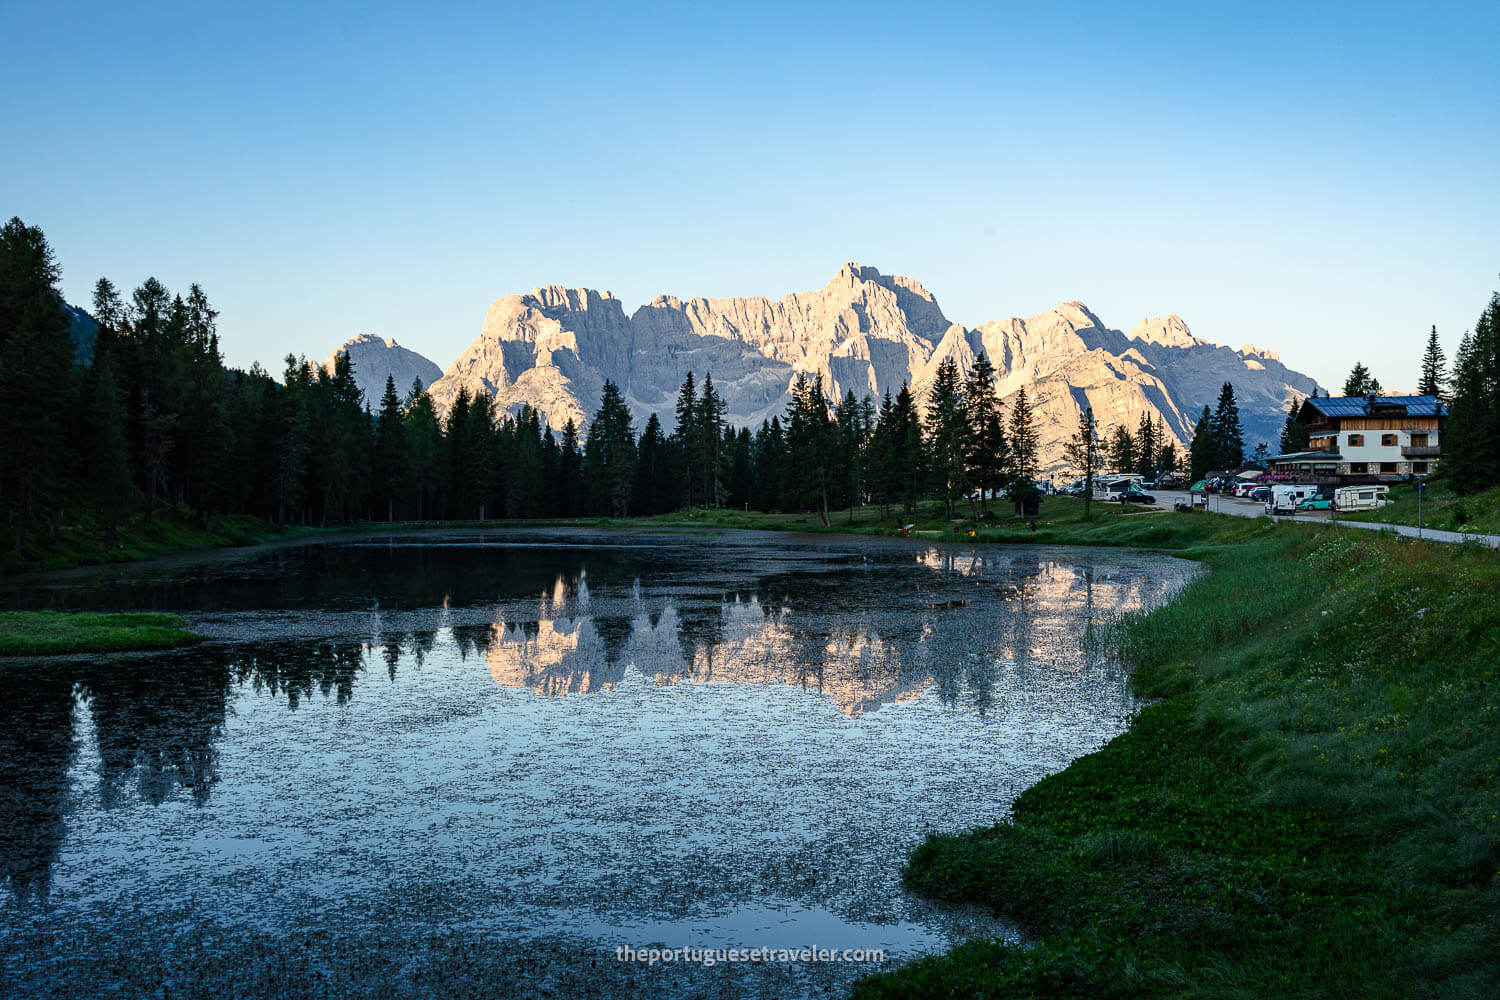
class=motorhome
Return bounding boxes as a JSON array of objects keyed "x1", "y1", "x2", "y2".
[
  {"x1": 1266, "y1": 484, "x2": 1319, "y2": 514},
  {"x1": 1333, "y1": 485, "x2": 1390, "y2": 511},
  {"x1": 1093, "y1": 474, "x2": 1144, "y2": 499}
]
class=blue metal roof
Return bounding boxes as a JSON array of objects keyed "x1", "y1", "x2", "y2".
[{"x1": 1300, "y1": 394, "x2": 1446, "y2": 418}]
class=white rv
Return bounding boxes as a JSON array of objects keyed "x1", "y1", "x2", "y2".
[
  {"x1": 1266, "y1": 484, "x2": 1319, "y2": 514},
  {"x1": 1333, "y1": 485, "x2": 1390, "y2": 511},
  {"x1": 1093, "y1": 474, "x2": 1144, "y2": 499}
]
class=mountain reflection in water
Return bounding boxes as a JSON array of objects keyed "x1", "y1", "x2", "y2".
[{"x1": 0, "y1": 532, "x2": 1196, "y2": 1000}]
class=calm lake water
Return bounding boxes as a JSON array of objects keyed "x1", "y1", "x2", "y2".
[{"x1": 0, "y1": 529, "x2": 1195, "y2": 999}]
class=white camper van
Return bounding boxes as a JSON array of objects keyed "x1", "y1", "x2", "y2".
[
  {"x1": 1333, "y1": 485, "x2": 1390, "y2": 511},
  {"x1": 1266, "y1": 484, "x2": 1319, "y2": 514}
]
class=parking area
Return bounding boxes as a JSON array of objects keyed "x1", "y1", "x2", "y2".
[{"x1": 1149, "y1": 489, "x2": 1331, "y2": 521}]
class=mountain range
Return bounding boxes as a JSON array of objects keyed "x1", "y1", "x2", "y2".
[{"x1": 329, "y1": 263, "x2": 1323, "y2": 473}]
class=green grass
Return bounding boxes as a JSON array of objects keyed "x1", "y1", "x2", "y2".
[
  {"x1": 855, "y1": 520, "x2": 1500, "y2": 999},
  {"x1": 0, "y1": 506, "x2": 311, "y2": 575},
  {"x1": 642, "y1": 495, "x2": 1212, "y2": 548},
  {"x1": 0, "y1": 610, "x2": 202, "y2": 655},
  {"x1": 1341, "y1": 477, "x2": 1500, "y2": 534}
]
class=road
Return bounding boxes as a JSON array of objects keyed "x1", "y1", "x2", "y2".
[{"x1": 1143, "y1": 490, "x2": 1500, "y2": 549}]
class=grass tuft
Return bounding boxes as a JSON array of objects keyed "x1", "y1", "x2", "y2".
[{"x1": 0, "y1": 610, "x2": 202, "y2": 656}]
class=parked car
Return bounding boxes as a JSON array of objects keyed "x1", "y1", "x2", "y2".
[
  {"x1": 1295, "y1": 497, "x2": 1332, "y2": 511},
  {"x1": 1248, "y1": 486, "x2": 1271, "y2": 503},
  {"x1": 1120, "y1": 484, "x2": 1157, "y2": 504}
]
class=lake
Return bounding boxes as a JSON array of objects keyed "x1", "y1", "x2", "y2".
[{"x1": 0, "y1": 529, "x2": 1195, "y2": 998}]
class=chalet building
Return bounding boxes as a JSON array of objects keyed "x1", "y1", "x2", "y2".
[{"x1": 1266, "y1": 394, "x2": 1445, "y2": 483}]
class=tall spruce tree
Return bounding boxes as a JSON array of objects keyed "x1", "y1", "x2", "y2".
[
  {"x1": 1417, "y1": 326, "x2": 1447, "y2": 397},
  {"x1": 1446, "y1": 292, "x2": 1500, "y2": 492},
  {"x1": 1279, "y1": 396, "x2": 1309, "y2": 454},
  {"x1": 673, "y1": 372, "x2": 698, "y2": 507},
  {"x1": 1210, "y1": 382, "x2": 1245, "y2": 469},
  {"x1": 1343, "y1": 362, "x2": 1378, "y2": 397},
  {"x1": 892, "y1": 384, "x2": 925, "y2": 516},
  {"x1": 373, "y1": 375, "x2": 407, "y2": 521},
  {"x1": 584, "y1": 380, "x2": 636, "y2": 517},
  {"x1": 1063, "y1": 407, "x2": 1103, "y2": 520},
  {"x1": 699, "y1": 373, "x2": 726, "y2": 506},
  {"x1": 1108, "y1": 425, "x2": 1137, "y2": 474},
  {"x1": 1136, "y1": 412, "x2": 1159, "y2": 478},
  {"x1": 559, "y1": 418, "x2": 585, "y2": 516},
  {"x1": 1188, "y1": 405, "x2": 1214, "y2": 482},
  {"x1": 866, "y1": 390, "x2": 898, "y2": 519},
  {"x1": 963, "y1": 352, "x2": 1007, "y2": 514},
  {"x1": 924, "y1": 357, "x2": 969, "y2": 519},
  {"x1": 1006, "y1": 386, "x2": 1040, "y2": 492},
  {"x1": 786, "y1": 372, "x2": 836, "y2": 526},
  {"x1": 0, "y1": 218, "x2": 75, "y2": 551}
]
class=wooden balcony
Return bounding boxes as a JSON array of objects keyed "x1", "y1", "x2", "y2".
[{"x1": 1401, "y1": 445, "x2": 1442, "y2": 458}]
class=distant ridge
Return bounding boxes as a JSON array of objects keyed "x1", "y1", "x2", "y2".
[
  {"x1": 419, "y1": 264, "x2": 1321, "y2": 471},
  {"x1": 325, "y1": 333, "x2": 442, "y2": 406}
]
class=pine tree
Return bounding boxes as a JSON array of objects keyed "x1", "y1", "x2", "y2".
[
  {"x1": 924, "y1": 357, "x2": 969, "y2": 519},
  {"x1": 963, "y1": 352, "x2": 1007, "y2": 514},
  {"x1": 699, "y1": 373, "x2": 726, "y2": 506},
  {"x1": 1108, "y1": 425, "x2": 1138, "y2": 475},
  {"x1": 1156, "y1": 441, "x2": 1179, "y2": 479},
  {"x1": 1063, "y1": 407, "x2": 1103, "y2": 520},
  {"x1": 836, "y1": 390, "x2": 862, "y2": 520},
  {"x1": 559, "y1": 418, "x2": 585, "y2": 516},
  {"x1": 673, "y1": 372, "x2": 698, "y2": 507},
  {"x1": 1136, "y1": 412, "x2": 1159, "y2": 479},
  {"x1": 1342, "y1": 362, "x2": 1376, "y2": 397},
  {"x1": 1210, "y1": 382, "x2": 1245, "y2": 469},
  {"x1": 786, "y1": 372, "x2": 836, "y2": 526},
  {"x1": 1188, "y1": 405, "x2": 1213, "y2": 483},
  {"x1": 463, "y1": 391, "x2": 498, "y2": 520},
  {"x1": 729, "y1": 426, "x2": 753, "y2": 510},
  {"x1": 751, "y1": 417, "x2": 789, "y2": 512},
  {"x1": 1417, "y1": 325, "x2": 1447, "y2": 397},
  {"x1": 0, "y1": 218, "x2": 75, "y2": 551},
  {"x1": 584, "y1": 380, "x2": 636, "y2": 516},
  {"x1": 1006, "y1": 386, "x2": 1040, "y2": 492},
  {"x1": 274, "y1": 355, "x2": 312, "y2": 524},
  {"x1": 892, "y1": 384, "x2": 926, "y2": 516},
  {"x1": 866, "y1": 391, "x2": 898, "y2": 519},
  {"x1": 373, "y1": 375, "x2": 406, "y2": 520},
  {"x1": 1446, "y1": 292, "x2": 1500, "y2": 492},
  {"x1": 403, "y1": 381, "x2": 442, "y2": 520},
  {"x1": 1279, "y1": 397, "x2": 1309, "y2": 455},
  {"x1": 81, "y1": 352, "x2": 135, "y2": 548}
]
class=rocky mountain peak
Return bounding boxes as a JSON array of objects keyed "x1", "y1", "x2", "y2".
[
  {"x1": 325, "y1": 333, "x2": 443, "y2": 405},
  {"x1": 1131, "y1": 314, "x2": 1201, "y2": 349},
  {"x1": 417, "y1": 264, "x2": 1320, "y2": 472}
]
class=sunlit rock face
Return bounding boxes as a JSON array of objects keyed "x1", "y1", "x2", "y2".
[
  {"x1": 324, "y1": 333, "x2": 443, "y2": 407},
  {"x1": 428, "y1": 264, "x2": 1323, "y2": 471}
]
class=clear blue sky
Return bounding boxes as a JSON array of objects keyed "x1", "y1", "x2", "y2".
[{"x1": 4, "y1": 0, "x2": 1496, "y2": 394}]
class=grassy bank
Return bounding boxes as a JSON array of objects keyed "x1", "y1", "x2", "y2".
[
  {"x1": 644, "y1": 495, "x2": 1221, "y2": 548},
  {"x1": 856, "y1": 520, "x2": 1500, "y2": 998},
  {"x1": 0, "y1": 610, "x2": 202, "y2": 656},
  {"x1": 1, "y1": 507, "x2": 311, "y2": 576},
  {"x1": 1342, "y1": 478, "x2": 1500, "y2": 534}
]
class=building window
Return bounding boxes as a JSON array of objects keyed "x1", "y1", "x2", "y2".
[
  {"x1": 1381, "y1": 433, "x2": 1397, "y2": 446},
  {"x1": 1348, "y1": 433, "x2": 1364, "y2": 446},
  {"x1": 1413, "y1": 462, "x2": 1429, "y2": 474},
  {"x1": 1380, "y1": 462, "x2": 1397, "y2": 473},
  {"x1": 1349, "y1": 462, "x2": 1368, "y2": 474},
  {"x1": 1412, "y1": 433, "x2": 1429, "y2": 446}
]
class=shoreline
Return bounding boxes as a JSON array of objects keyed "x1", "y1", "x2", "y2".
[{"x1": 855, "y1": 519, "x2": 1500, "y2": 997}]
